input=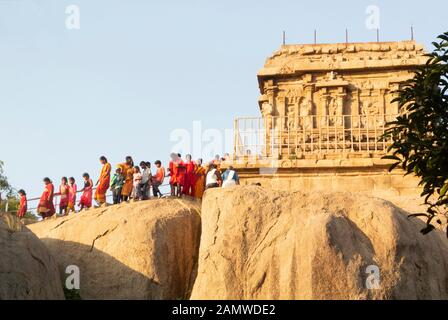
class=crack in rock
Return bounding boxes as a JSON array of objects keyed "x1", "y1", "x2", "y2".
[{"x1": 89, "y1": 225, "x2": 119, "y2": 252}]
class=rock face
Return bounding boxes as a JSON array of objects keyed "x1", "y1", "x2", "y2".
[
  {"x1": 29, "y1": 198, "x2": 201, "y2": 300},
  {"x1": 191, "y1": 186, "x2": 448, "y2": 300},
  {"x1": 0, "y1": 213, "x2": 64, "y2": 300}
]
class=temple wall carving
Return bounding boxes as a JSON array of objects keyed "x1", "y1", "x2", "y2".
[{"x1": 246, "y1": 41, "x2": 428, "y2": 159}]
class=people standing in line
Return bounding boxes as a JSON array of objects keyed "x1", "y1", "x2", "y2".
[
  {"x1": 17, "y1": 189, "x2": 27, "y2": 219},
  {"x1": 183, "y1": 154, "x2": 196, "y2": 196},
  {"x1": 37, "y1": 177, "x2": 55, "y2": 219},
  {"x1": 205, "y1": 164, "x2": 222, "y2": 190},
  {"x1": 132, "y1": 166, "x2": 142, "y2": 200},
  {"x1": 94, "y1": 156, "x2": 111, "y2": 206},
  {"x1": 222, "y1": 166, "x2": 240, "y2": 188},
  {"x1": 152, "y1": 160, "x2": 165, "y2": 198},
  {"x1": 110, "y1": 167, "x2": 124, "y2": 204},
  {"x1": 79, "y1": 173, "x2": 93, "y2": 210},
  {"x1": 67, "y1": 177, "x2": 77, "y2": 214},
  {"x1": 58, "y1": 177, "x2": 70, "y2": 215},
  {"x1": 139, "y1": 161, "x2": 152, "y2": 200},
  {"x1": 193, "y1": 159, "x2": 206, "y2": 199}
]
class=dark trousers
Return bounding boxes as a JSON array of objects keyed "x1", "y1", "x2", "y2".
[
  {"x1": 205, "y1": 183, "x2": 219, "y2": 190},
  {"x1": 113, "y1": 188, "x2": 122, "y2": 204},
  {"x1": 138, "y1": 182, "x2": 149, "y2": 200},
  {"x1": 153, "y1": 181, "x2": 162, "y2": 197}
]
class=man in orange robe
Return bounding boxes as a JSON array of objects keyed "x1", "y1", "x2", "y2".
[
  {"x1": 169, "y1": 153, "x2": 178, "y2": 196},
  {"x1": 193, "y1": 159, "x2": 206, "y2": 199},
  {"x1": 95, "y1": 156, "x2": 111, "y2": 205},
  {"x1": 175, "y1": 154, "x2": 186, "y2": 197}
]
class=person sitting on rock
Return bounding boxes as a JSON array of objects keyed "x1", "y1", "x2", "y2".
[{"x1": 221, "y1": 166, "x2": 240, "y2": 188}]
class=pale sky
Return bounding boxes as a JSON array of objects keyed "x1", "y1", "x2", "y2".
[{"x1": 0, "y1": 0, "x2": 446, "y2": 199}]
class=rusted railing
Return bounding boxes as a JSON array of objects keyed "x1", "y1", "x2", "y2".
[{"x1": 233, "y1": 114, "x2": 397, "y2": 159}]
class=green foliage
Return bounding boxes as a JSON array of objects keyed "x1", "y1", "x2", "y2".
[
  {"x1": 0, "y1": 196, "x2": 19, "y2": 212},
  {"x1": 0, "y1": 160, "x2": 12, "y2": 196},
  {"x1": 382, "y1": 32, "x2": 448, "y2": 236}
]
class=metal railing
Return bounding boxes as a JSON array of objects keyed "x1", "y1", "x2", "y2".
[
  {"x1": 234, "y1": 114, "x2": 397, "y2": 159},
  {"x1": 3, "y1": 183, "x2": 171, "y2": 218}
]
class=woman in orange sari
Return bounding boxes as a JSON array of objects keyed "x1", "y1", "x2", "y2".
[
  {"x1": 193, "y1": 159, "x2": 206, "y2": 199},
  {"x1": 120, "y1": 156, "x2": 134, "y2": 202},
  {"x1": 37, "y1": 177, "x2": 55, "y2": 219},
  {"x1": 94, "y1": 156, "x2": 111, "y2": 206}
]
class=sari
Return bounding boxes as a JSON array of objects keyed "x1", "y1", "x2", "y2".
[
  {"x1": 183, "y1": 160, "x2": 197, "y2": 195},
  {"x1": 175, "y1": 160, "x2": 186, "y2": 188},
  {"x1": 80, "y1": 179, "x2": 93, "y2": 208},
  {"x1": 95, "y1": 162, "x2": 111, "y2": 204},
  {"x1": 37, "y1": 183, "x2": 55, "y2": 218},
  {"x1": 193, "y1": 165, "x2": 206, "y2": 199},
  {"x1": 121, "y1": 163, "x2": 134, "y2": 197},
  {"x1": 18, "y1": 195, "x2": 27, "y2": 218},
  {"x1": 169, "y1": 161, "x2": 176, "y2": 185},
  {"x1": 68, "y1": 183, "x2": 77, "y2": 212},
  {"x1": 59, "y1": 184, "x2": 70, "y2": 208}
]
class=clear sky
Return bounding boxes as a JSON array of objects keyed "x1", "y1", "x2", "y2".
[{"x1": 0, "y1": 0, "x2": 446, "y2": 199}]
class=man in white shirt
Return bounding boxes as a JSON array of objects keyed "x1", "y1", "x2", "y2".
[{"x1": 139, "y1": 161, "x2": 152, "y2": 200}]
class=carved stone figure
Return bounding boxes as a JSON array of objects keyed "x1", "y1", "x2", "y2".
[
  {"x1": 299, "y1": 98, "x2": 313, "y2": 130},
  {"x1": 261, "y1": 101, "x2": 274, "y2": 131},
  {"x1": 287, "y1": 105, "x2": 297, "y2": 130},
  {"x1": 360, "y1": 101, "x2": 383, "y2": 127}
]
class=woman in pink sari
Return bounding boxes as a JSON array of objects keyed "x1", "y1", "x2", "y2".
[{"x1": 79, "y1": 173, "x2": 93, "y2": 210}]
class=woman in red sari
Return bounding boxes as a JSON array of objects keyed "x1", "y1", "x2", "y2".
[
  {"x1": 94, "y1": 156, "x2": 111, "y2": 206},
  {"x1": 79, "y1": 173, "x2": 93, "y2": 210},
  {"x1": 17, "y1": 189, "x2": 27, "y2": 219},
  {"x1": 183, "y1": 154, "x2": 197, "y2": 196},
  {"x1": 37, "y1": 177, "x2": 55, "y2": 219}
]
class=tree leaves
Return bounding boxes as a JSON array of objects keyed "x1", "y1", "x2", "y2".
[
  {"x1": 381, "y1": 32, "x2": 448, "y2": 237},
  {"x1": 0, "y1": 160, "x2": 12, "y2": 195}
]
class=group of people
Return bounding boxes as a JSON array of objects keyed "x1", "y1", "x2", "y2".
[
  {"x1": 166, "y1": 153, "x2": 239, "y2": 198},
  {"x1": 16, "y1": 153, "x2": 240, "y2": 220}
]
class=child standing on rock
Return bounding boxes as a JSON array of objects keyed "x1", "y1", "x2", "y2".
[{"x1": 110, "y1": 167, "x2": 124, "y2": 204}]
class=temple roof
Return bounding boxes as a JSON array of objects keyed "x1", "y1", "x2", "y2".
[{"x1": 257, "y1": 40, "x2": 428, "y2": 87}]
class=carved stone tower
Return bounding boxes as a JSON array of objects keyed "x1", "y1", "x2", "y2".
[{"x1": 228, "y1": 41, "x2": 428, "y2": 211}]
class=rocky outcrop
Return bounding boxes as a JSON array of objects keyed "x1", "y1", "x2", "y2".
[
  {"x1": 0, "y1": 213, "x2": 64, "y2": 300},
  {"x1": 29, "y1": 198, "x2": 201, "y2": 300},
  {"x1": 191, "y1": 186, "x2": 448, "y2": 300}
]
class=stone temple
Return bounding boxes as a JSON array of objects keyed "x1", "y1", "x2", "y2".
[{"x1": 226, "y1": 40, "x2": 428, "y2": 210}]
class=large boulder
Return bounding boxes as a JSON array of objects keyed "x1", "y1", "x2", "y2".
[
  {"x1": 29, "y1": 198, "x2": 201, "y2": 300},
  {"x1": 0, "y1": 213, "x2": 64, "y2": 299},
  {"x1": 191, "y1": 186, "x2": 448, "y2": 300}
]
